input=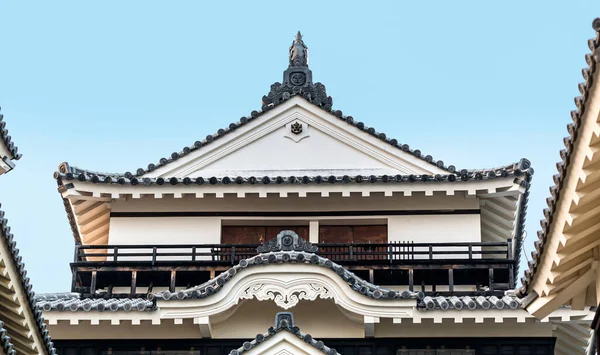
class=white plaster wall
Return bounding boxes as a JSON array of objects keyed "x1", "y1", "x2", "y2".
[
  {"x1": 108, "y1": 217, "x2": 220, "y2": 261},
  {"x1": 388, "y1": 215, "x2": 482, "y2": 259}
]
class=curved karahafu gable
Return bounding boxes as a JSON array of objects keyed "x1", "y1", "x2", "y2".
[
  {"x1": 152, "y1": 231, "x2": 423, "y2": 303},
  {"x1": 0, "y1": 108, "x2": 22, "y2": 175},
  {"x1": 519, "y1": 18, "x2": 600, "y2": 319},
  {"x1": 228, "y1": 312, "x2": 340, "y2": 355}
]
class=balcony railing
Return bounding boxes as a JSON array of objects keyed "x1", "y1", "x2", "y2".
[
  {"x1": 71, "y1": 240, "x2": 515, "y2": 297},
  {"x1": 74, "y1": 240, "x2": 513, "y2": 266}
]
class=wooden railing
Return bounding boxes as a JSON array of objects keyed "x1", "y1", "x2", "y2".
[{"x1": 74, "y1": 240, "x2": 513, "y2": 266}]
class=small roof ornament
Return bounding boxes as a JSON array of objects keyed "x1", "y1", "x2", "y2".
[
  {"x1": 262, "y1": 32, "x2": 333, "y2": 111},
  {"x1": 289, "y1": 31, "x2": 309, "y2": 68}
]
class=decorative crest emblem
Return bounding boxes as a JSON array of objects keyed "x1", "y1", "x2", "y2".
[
  {"x1": 257, "y1": 230, "x2": 318, "y2": 253},
  {"x1": 290, "y1": 122, "x2": 303, "y2": 135},
  {"x1": 290, "y1": 72, "x2": 306, "y2": 86}
]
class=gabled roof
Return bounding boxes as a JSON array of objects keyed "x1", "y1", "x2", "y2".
[
  {"x1": 518, "y1": 18, "x2": 600, "y2": 318},
  {"x1": 0, "y1": 205, "x2": 55, "y2": 355},
  {"x1": 58, "y1": 33, "x2": 514, "y2": 180},
  {"x1": 228, "y1": 312, "x2": 340, "y2": 355}
]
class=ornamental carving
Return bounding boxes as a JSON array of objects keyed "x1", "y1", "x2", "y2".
[
  {"x1": 257, "y1": 230, "x2": 318, "y2": 253},
  {"x1": 291, "y1": 121, "x2": 303, "y2": 135},
  {"x1": 240, "y1": 283, "x2": 333, "y2": 310}
]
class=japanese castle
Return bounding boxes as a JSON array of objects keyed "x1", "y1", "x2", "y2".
[{"x1": 1, "y1": 19, "x2": 599, "y2": 355}]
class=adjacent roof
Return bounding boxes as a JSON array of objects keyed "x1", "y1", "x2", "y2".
[
  {"x1": 0, "y1": 205, "x2": 55, "y2": 354},
  {"x1": 0, "y1": 321, "x2": 16, "y2": 355},
  {"x1": 0, "y1": 109, "x2": 21, "y2": 174},
  {"x1": 36, "y1": 293, "x2": 154, "y2": 312},
  {"x1": 0, "y1": 109, "x2": 21, "y2": 161},
  {"x1": 517, "y1": 18, "x2": 600, "y2": 317},
  {"x1": 229, "y1": 312, "x2": 340, "y2": 355}
]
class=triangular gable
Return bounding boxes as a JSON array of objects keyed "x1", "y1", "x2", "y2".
[
  {"x1": 144, "y1": 97, "x2": 448, "y2": 178},
  {"x1": 229, "y1": 312, "x2": 340, "y2": 355}
]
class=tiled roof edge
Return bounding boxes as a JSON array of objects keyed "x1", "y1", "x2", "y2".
[
  {"x1": 0, "y1": 321, "x2": 16, "y2": 355},
  {"x1": 0, "y1": 205, "x2": 56, "y2": 354},
  {"x1": 151, "y1": 250, "x2": 424, "y2": 302},
  {"x1": 0, "y1": 108, "x2": 22, "y2": 161},
  {"x1": 516, "y1": 18, "x2": 600, "y2": 298},
  {"x1": 54, "y1": 159, "x2": 533, "y2": 187},
  {"x1": 417, "y1": 295, "x2": 521, "y2": 311},
  {"x1": 36, "y1": 293, "x2": 155, "y2": 312}
]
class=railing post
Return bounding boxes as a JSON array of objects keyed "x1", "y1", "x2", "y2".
[
  {"x1": 130, "y1": 271, "x2": 137, "y2": 296},
  {"x1": 489, "y1": 268, "x2": 495, "y2": 291},
  {"x1": 90, "y1": 271, "x2": 97, "y2": 295},
  {"x1": 73, "y1": 243, "x2": 81, "y2": 262},
  {"x1": 388, "y1": 244, "x2": 393, "y2": 264},
  {"x1": 191, "y1": 247, "x2": 196, "y2": 262},
  {"x1": 507, "y1": 239, "x2": 513, "y2": 260},
  {"x1": 429, "y1": 245, "x2": 433, "y2": 260},
  {"x1": 169, "y1": 270, "x2": 176, "y2": 293},
  {"x1": 231, "y1": 246, "x2": 236, "y2": 266},
  {"x1": 448, "y1": 269, "x2": 454, "y2": 293},
  {"x1": 152, "y1": 247, "x2": 157, "y2": 266},
  {"x1": 468, "y1": 244, "x2": 473, "y2": 259},
  {"x1": 409, "y1": 269, "x2": 414, "y2": 291},
  {"x1": 113, "y1": 247, "x2": 118, "y2": 262},
  {"x1": 349, "y1": 245, "x2": 354, "y2": 261}
]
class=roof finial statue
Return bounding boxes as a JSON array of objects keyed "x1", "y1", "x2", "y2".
[
  {"x1": 261, "y1": 32, "x2": 332, "y2": 111},
  {"x1": 289, "y1": 31, "x2": 309, "y2": 68}
]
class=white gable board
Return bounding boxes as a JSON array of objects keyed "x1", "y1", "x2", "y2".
[
  {"x1": 145, "y1": 96, "x2": 446, "y2": 178},
  {"x1": 244, "y1": 331, "x2": 326, "y2": 355}
]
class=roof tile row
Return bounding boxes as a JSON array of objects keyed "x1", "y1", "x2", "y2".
[{"x1": 0, "y1": 109, "x2": 21, "y2": 161}]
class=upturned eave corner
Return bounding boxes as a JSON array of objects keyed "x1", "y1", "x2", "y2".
[{"x1": 518, "y1": 17, "x2": 600, "y2": 320}]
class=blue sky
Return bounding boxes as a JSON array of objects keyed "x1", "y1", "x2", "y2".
[{"x1": 0, "y1": 1, "x2": 598, "y2": 293}]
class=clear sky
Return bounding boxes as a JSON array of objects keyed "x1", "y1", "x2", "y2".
[{"x1": 0, "y1": 1, "x2": 599, "y2": 293}]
